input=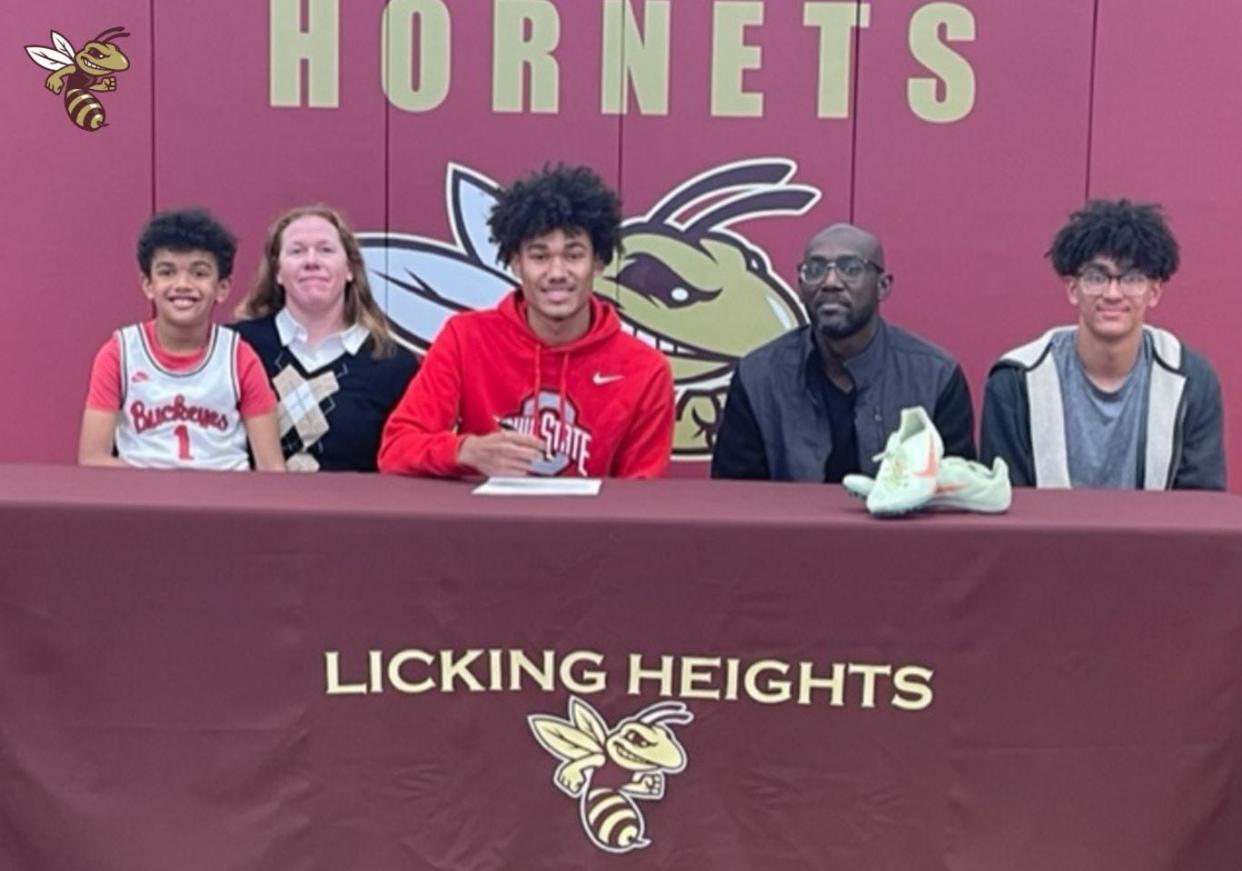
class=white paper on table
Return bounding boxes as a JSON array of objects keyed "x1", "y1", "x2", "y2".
[{"x1": 472, "y1": 477, "x2": 603, "y2": 496}]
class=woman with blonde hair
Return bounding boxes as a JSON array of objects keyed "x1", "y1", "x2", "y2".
[{"x1": 234, "y1": 205, "x2": 417, "y2": 471}]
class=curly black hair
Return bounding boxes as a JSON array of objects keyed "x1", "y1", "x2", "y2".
[
  {"x1": 137, "y1": 208, "x2": 238, "y2": 278},
  {"x1": 1047, "y1": 199, "x2": 1179, "y2": 280},
  {"x1": 488, "y1": 164, "x2": 622, "y2": 266}
]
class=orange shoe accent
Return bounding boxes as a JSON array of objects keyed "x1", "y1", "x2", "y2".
[{"x1": 914, "y1": 436, "x2": 939, "y2": 478}]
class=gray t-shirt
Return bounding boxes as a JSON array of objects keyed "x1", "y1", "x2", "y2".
[{"x1": 1052, "y1": 330, "x2": 1152, "y2": 488}]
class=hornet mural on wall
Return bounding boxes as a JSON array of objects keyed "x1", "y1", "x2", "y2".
[
  {"x1": 359, "y1": 158, "x2": 818, "y2": 457},
  {"x1": 25, "y1": 27, "x2": 130, "y2": 131}
]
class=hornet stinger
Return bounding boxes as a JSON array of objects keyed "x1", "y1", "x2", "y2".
[
  {"x1": 359, "y1": 159, "x2": 818, "y2": 457},
  {"x1": 26, "y1": 27, "x2": 130, "y2": 131},
  {"x1": 529, "y1": 697, "x2": 693, "y2": 854}
]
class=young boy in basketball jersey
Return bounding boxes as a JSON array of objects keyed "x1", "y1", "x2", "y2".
[{"x1": 78, "y1": 209, "x2": 285, "y2": 470}]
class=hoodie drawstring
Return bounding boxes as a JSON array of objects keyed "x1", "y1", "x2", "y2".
[
  {"x1": 558, "y1": 351, "x2": 570, "y2": 428},
  {"x1": 532, "y1": 341, "x2": 542, "y2": 415},
  {"x1": 529, "y1": 343, "x2": 571, "y2": 464},
  {"x1": 531, "y1": 343, "x2": 544, "y2": 458}
]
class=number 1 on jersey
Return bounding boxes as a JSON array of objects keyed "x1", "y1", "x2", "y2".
[{"x1": 173, "y1": 424, "x2": 193, "y2": 460}]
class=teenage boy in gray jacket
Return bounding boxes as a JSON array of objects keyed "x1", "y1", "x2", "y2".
[{"x1": 981, "y1": 199, "x2": 1224, "y2": 490}]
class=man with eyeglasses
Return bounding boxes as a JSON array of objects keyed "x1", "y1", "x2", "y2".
[
  {"x1": 981, "y1": 199, "x2": 1224, "y2": 489},
  {"x1": 711, "y1": 222, "x2": 974, "y2": 481}
]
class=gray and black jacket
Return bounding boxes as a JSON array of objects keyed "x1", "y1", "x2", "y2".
[
  {"x1": 980, "y1": 326, "x2": 1225, "y2": 490},
  {"x1": 711, "y1": 320, "x2": 974, "y2": 481}
]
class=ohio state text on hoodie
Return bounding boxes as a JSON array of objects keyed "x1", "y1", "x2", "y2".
[{"x1": 378, "y1": 292, "x2": 675, "y2": 478}]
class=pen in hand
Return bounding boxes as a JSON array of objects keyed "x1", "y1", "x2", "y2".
[
  {"x1": 461, "y1": 420, "x2": 545, "y2": 476},
  {"x1": 493, "y1": 417, "x2": 550, "y2": 461}
]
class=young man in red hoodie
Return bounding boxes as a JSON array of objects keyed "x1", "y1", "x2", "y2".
[{"x1": 378, "y1": 164, "x2": 674, "y2": 478}]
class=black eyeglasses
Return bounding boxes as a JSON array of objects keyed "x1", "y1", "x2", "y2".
[{"x1": 797, "y1": 256, "x2": 882, "y2": 285}]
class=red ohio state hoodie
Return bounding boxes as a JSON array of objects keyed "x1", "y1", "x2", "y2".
[{"x1": 378, "y1": 291, "x2": 674, "y2": 478}]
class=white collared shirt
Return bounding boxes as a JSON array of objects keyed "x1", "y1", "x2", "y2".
[{"x1": 275, "y1": 308, "x2": 370, "y2": 371}]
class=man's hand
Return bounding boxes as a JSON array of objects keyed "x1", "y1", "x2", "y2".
[{"x1": 458, "y1": 431, "x2": 545, "y2": 477}]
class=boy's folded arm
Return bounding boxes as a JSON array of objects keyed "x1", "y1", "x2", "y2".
[
  {"x1": 77, "y1": 408, "x2": 127, "y2": 467},
  {"x1": 244, "y1": 410, "x2": 286, "y2": 471},
  {"x1": 377, "y1": 323, "x2": 472, "y2": 477}
]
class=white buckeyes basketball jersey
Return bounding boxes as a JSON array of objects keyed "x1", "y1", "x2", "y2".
[{"x1": 114, "y1": 325, "x2": 249, "y2": 470}]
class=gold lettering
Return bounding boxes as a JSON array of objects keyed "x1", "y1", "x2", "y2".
[
  {"x1": 847, "y1": 663, "x2": 892, "y2": 708},
  {"x1": 744, "y1": 659, "x2": 791, "y2": 703},
  {"x1": 601, "y1": 0, "x2": 671, "y2": 115},
  {"x1": 509, "y1": 649, "x2": 556, "y2": 691},
  {"x1": 439, "y1": 649, "x2": 486, "y2": 691},
  {"x1": 803, "y1": 2, "x2": 870, "y2": 118},
  {"x1": 892, "y1": 665, "x2": 935, "y2": 710},
  {"x1": 908, "y1": 2, "x2": 975, "y2": 123},
  {"x1": 561, "y1": 650, "x2": 608, "y2": 694},
  {"x1": 488, "y1": 649, "x2": 504, "y2": 690},
  {"x1": 269, "y1": 0, "x2": 340, "y2": 108},
  {"x1": 627, "y1": 653, "x2": 675, "y2": 696},
  {"x1": 369, "y1": 649, "x2": 385, "y2": 693},
  {"x1": 382, "y1": 0, "x2": 452, "y2": 112},
  {"x1": 711, "y1": 1, "x2": 764, "y2": 117},
  {"x1": 388, "y1": 649, "x2": 436, "y2": 693},
  {"x1": 723, "y1": 656, "x2": 741, "y2": 701},
  {"x1": 493, "y1": 0, "x2": 560, "y2": 113},
  {"x1": 324, "y1": 650, "x2": 368, "y2": 695},
  {"x1": 679, "y1": 656, "x2": 723, "y2": 700},
  {"x1": 325, "y1": 647, "x2": 938, "y2": 710},
  {"x1": 796, "y1": 660, "x2": 846, "y2": 705}
]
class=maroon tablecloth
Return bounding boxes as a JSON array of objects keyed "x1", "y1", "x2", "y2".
[{"x1": 2, "y1": 464, "x2": 1241, "y2": 870}]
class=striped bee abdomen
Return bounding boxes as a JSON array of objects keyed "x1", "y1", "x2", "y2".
[
  {"x1": 581, "y1": 788, "x2": 648, "y2": 852},
  {"x1": 64, "y1": 88, "x2": 105, "y2": 131}
]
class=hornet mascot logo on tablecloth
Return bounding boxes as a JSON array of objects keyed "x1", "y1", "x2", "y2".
[
  {"x1": 25, "y1": 27, "x2": 130, "y2": 131},
  {"x1": 358, "y1": 159, "x2": 818, "y2": 457},
  {"x1": 529, "y1": 697, "x2": 693, "y2": 854}
]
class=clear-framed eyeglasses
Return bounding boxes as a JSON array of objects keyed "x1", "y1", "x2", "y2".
[{"x1": 1076, "y1": 266, "x2": 1154, "y2": 297}]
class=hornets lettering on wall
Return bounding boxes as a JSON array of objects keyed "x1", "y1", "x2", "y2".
[{"x1": 360, "y1": 158, "x2": 818, "y2": 459}]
